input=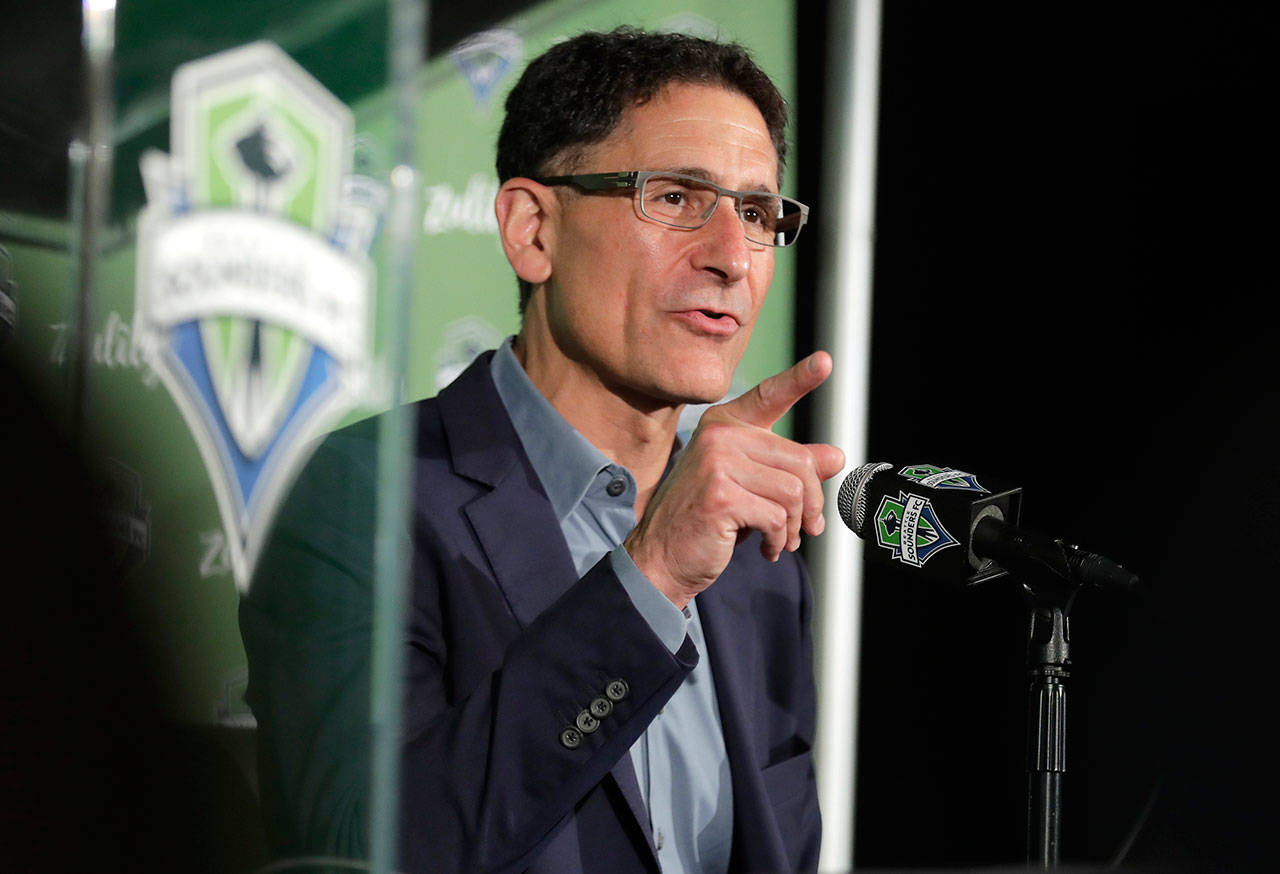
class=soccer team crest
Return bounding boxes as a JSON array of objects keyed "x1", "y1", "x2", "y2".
[
  {"x1": 449, "y1": 29, "x2": 523, "y2": 108},
  {"x1": 136, "y1": 42, "x2": 382, "y2": 591},
  {"x1": 873, "y1": 490, "x2": 959, "y2": 568},
  {"x1": 898, "y1": 464, "x2": 988, "y2": 493}
]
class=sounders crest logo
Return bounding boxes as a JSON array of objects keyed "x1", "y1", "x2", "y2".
[
  {"x1": 449, "y1": 29, "x2": 522, "y2": 108},
  {"x1": 874, "y1": 491, "x2": 959, "y2": 568},
  {"x1": 136, "y1": 42, "x2": 383, "y2": 591},
  {"x1": 899, "y1": 463, "x2": 989, "y2": 493}
]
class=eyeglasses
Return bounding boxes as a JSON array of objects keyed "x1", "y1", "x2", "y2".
[{"x1": 534, "y1": 170, "x2": 810, "y2": 248}]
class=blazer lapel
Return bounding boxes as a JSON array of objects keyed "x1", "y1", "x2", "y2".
[
  {"x1": 697, "y1": 554, "x2": 790, "y2": 872},
  {"x1": 435, "y1": 351, "x2": 657, "y2": 856},
  {"x1": 465, "y1": 478, "x2": 578, "y2": 628},
  {"x1": 437, "y1": 352, "x2": 579, "y2": 627}
]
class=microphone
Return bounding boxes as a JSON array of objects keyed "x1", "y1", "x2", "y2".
[{"x1": 837, "y1": 462, "x2": 1137, "y2": 590}]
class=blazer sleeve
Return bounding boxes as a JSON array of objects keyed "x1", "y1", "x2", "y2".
[{"x1": 240, "y1": 418, "x2": 695, "y2": 874}]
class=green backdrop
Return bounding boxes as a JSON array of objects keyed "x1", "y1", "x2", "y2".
[{"x1": 1, "y1": 0, "x2": 798, "y2": 725}]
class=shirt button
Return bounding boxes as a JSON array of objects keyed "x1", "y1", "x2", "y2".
[
  {"x1": 606, "y1": 477, "x2": 626, "y2": 497},
  {"x1": 589, "y1": 696, "x2": 613, "y2": 719},
  {"x1": 575, "y1": 709, "x2": 600, "y2": 734},
  {"x1": 605, "y1": 679, "x2": 629, "y2": 702},
  {"x1": 560, "y1": 727, "x2": 583, "y2": 749}
]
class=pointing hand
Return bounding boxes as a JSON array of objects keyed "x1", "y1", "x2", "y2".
[{"x1": 625, "y1": 352, "x2": 846, "y2": 608}]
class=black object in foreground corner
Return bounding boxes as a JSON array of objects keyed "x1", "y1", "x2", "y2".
[{"x1": 837, "y1": 461, "x2": 1138, "y2": 591}]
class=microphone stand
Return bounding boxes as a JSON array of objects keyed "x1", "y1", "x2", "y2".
[
  {"x1": 973, "y1": 519, "x2": 1102, "y2": 869},
  {"x1": 1024, "y1": 582, "x2": 1076, "y2": 869}
]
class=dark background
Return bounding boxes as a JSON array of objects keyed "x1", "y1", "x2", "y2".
[
  {"x1": 2, "y1": 1, "x2": 1272, "y2": 870},
  {"x1": 793, "y1": 2, "x2": 1273, "y2": 870}
]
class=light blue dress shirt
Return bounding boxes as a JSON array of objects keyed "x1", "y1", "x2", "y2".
[{"x1": 490, "y1": 339, "x2": 733, "y2": 874}]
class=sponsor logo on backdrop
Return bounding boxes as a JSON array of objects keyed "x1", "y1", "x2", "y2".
[
  {"x1": 874, "y1": 490, "x2": 959, "y2": 568},
  {"x1": 198, "y1": 528, "x2": 233, "y2": 579},
  {"x1": 450, "y1": 29, "x2": 523, "y2": 109},
  {"x1": 136, "y1": 42, "x2": 382, "y2": 592},
  {"x1": 899, "y1": 463, "x2": 989, "y2": 493},
  {"x1": 435, "y1": 316, "x2": 503, "y2": 390},
  {"x1": 49, "y1": 309, "x2": 162, "y2": 386},
  {"x1": 423, "y1": 174, "x2": 499, "y2": 236}
]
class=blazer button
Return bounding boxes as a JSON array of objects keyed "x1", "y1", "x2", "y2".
[
  {"x1": 575, "y1": 710, "x2": 600, "y2": 734},
  {"x1": 605, "y1": 679, "x2": 629, "y2": 702},
  {"x1": 589, "y1": 696, "x2": 613, "y2": 719},
  {"x1": 560, "y1": 727, "x2": 583, "y2": 750}
]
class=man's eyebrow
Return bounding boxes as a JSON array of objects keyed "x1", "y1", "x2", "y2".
[{"x1": 660, "y1": 167, "x2": 778, "y2": 194}]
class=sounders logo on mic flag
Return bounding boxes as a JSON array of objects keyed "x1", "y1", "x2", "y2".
[
  {"x1": 873, "y1": 491, "x2": 960, "y2": 568},
  {"x1": 898, "y1": 464, "x2": 989, "y2": 493},
  {"x1": 136, "y1": 42, "x2": 382, "y2": 592}
]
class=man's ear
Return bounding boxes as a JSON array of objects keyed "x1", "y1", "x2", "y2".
[{"x1": 494, "y1": 178, "x2": 554, "y2": 286}]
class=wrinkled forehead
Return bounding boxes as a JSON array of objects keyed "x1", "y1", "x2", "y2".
[{"x1": 573, "y1": 83, "x2": 782, "y2": 190}]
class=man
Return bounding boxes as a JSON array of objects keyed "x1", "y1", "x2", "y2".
[{"x1": 242, "y1": 27, "x2": 844, "y2": 874}]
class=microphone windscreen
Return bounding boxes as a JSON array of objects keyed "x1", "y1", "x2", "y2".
[{"x1": 837, "y1": 462, "x2": 893, "y2": 535}]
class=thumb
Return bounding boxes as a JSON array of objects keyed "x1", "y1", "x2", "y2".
[{"x1": 719, "y1": 351, "x2": 833, "y2": 429}]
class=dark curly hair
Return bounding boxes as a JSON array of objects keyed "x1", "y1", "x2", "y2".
[{"x1": 496, "y1": 26, "x2": 789, "y2": 314}]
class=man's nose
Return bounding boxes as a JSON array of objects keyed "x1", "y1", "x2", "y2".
[{"x1": 690, "y1": 195, "x2": 754, "y2": 283}]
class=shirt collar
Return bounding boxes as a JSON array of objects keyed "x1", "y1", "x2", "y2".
[{"x1": 490, "y1": 337, "x2": 614, "y2": 523}]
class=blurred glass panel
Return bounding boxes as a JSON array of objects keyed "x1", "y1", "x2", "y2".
[
  {"x1": 0, "y1": 1, "x2": 798, "y2": 871},
  {"x1": 2, "y1": 2, "x2": 401, "y2": 870}
]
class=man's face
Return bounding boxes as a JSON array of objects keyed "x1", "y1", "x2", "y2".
[{"x1": 537, "y1": 82, "x2": 778, "y2": 407}]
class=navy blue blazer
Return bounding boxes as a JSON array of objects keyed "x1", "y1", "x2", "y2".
[{"x1": 241, "y1": 351, "x2": 821, "y2": 874}]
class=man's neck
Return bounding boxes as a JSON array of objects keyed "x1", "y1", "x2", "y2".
[{"x1": 513, "y1": 332, "x2": 681, "y2": 519}]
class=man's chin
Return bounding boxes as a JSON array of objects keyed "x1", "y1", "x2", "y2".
[
  {"x1": 611, "y1": 356, "x2": 739, "y2": 411},
  {"x1": 650, "y1": 375, "x2": 734, "y2": 409}
]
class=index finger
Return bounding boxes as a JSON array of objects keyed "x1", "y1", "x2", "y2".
[{"x1": 718, "y1": 350, "x2": 833, "y2": 429}]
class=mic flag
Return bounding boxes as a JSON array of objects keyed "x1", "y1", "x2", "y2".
[{"x1": 837, "y1": 462, "x2": 1023, "y2": 586}]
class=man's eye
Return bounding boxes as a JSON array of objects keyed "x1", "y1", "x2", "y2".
[
  {"x1": 648, "y1": 183, "x2": 704, "y2": 215},
  {"x1": 741, "y1": 201, "x2": 777, "y2": 228}
]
